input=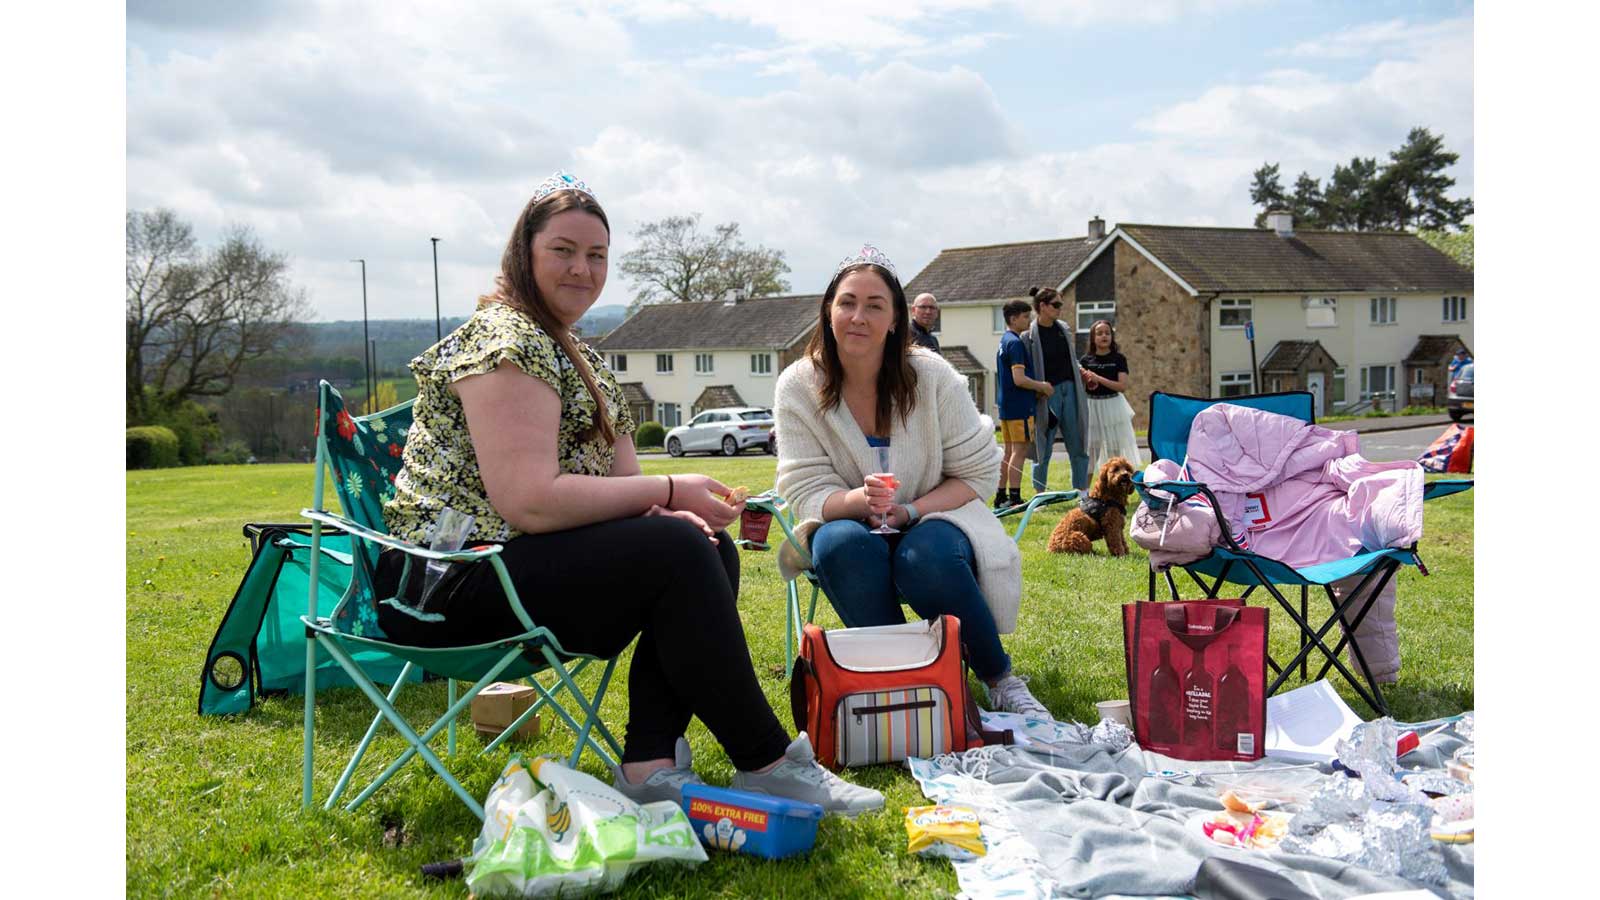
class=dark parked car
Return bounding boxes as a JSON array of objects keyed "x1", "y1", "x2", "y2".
[{"x1": 1446, "y1": 363, "x2": 1474, "y2": 422}]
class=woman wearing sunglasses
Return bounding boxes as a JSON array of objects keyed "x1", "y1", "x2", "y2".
[{"x1": 1021, "y1": 286, "x2": 1090, "y2": 496}]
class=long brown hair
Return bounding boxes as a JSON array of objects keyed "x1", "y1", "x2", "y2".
[
  {"x1": 481, "y1": 188, "x2": 615, "y2": 444},
  {"x1": 803, "y1": 262, "x2": 918, "y2": 435}
]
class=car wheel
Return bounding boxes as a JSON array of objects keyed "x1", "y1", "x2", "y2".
[
  {"x1": 1448, "y1": 410, "x2": 1464, "y2": 422},
  {"x1": 765, "y1": 436, "x2": 777, "y2": 455},
  {"x1": 721, "y1": 435, "x2": 738, "y2": 456},
  {"x1": 667, "y1": 437, "x2": 684, "y2": 457}
]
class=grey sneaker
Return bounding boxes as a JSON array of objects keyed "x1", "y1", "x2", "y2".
[
  {"x1": 610, "y1": 737, "x2": 705, "y2": 806},
  {"x1": 732, "y1": 733, "x2": 884, "y2": 817},
  {"x1": 985, "y1": 673, "x2": 1051, "y2": 719}
]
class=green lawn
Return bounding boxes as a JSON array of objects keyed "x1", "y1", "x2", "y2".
[{"x1": 127, "y1": 459, "x2": 1473, "y2": 897}]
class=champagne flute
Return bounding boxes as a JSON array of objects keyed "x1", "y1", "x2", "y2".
[{"x1": 870, "y1": 445, "x2": 900, "y2": 534}]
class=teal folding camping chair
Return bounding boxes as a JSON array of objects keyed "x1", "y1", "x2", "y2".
[
  {"x1": 994, "y1": 489, "x2": 1080, "y2": 544},
  {"x1": 300, "y1": 381, "x2": 622, "y2": 819},
  {"x1": 1134, "y1": 390, "x2": 1473, "y2": 716}
]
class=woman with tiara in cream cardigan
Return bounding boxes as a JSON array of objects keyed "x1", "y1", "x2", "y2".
[{"x1": 775, "y1": 245, "x2": 1052, "y2": 718}]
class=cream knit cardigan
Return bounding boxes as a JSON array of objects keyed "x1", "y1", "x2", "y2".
[{"x1": 773, "y1": 349, "x2": 1022, "y2": 633}]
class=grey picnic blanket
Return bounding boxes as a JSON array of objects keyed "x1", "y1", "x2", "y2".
[{"x1": 906, "y1": 726, "x2": 1474, "y2": 899}]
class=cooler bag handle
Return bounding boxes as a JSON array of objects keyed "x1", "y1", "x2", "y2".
[
  {"x1": 943, "y1": 615, "x2": 1013, "y2": 748},
  {"x1": 789, "y1": 655, "x2": 813, "y2": 734}
]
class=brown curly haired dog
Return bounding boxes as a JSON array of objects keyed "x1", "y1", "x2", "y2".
[{"x1": 1047, "y1": 456, "x2": 1137, "y2": 555}]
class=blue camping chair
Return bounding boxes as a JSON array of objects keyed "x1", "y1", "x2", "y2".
[
  {"x1": 1134, "y1": 391, "x2": 1472, "y2": 716},
  {"x1": 298, "y1": 381, "x2": 623, "y2": 819}
]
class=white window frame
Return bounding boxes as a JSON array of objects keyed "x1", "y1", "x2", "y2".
[
  {"x1": 1304, "y1": 296, "x2": 1338, "y2": 329},
  {"x1": 1331, "y1": 367, "x2": 1347, "y2": 404},
  {"x1": 694, "y1": 352, "x2": 715, "y2": 375},
  {"x1": 1369, "y1": 297, "x2": 1397, "y2": 326},
  {"x1": 654, "y1": 402, "x2": 681, "y2": 428},
  {"x1": 750, "y1": 352, "x2": 773, "y2": 376},
  {"x1": 656, "y1": 353, "x2": 674, "y2": 374},
  {"x1": 1218, "y1": 298, "x2": 1252, "y2": 329},
  {"x1": 1360, "y1": 364, "x2": 1396, "y2": 400},
  {"x1": 1076, "y1": 300, "x2": 1116, "y2": 333},
  {"x1": 992, "y1": 306, "x2": 1007, "y2": 334},
  {"x1": 1442, "y1": 295, "x2": 1468, "y2": 322},
  {"x1": 1218, "y1": 371, "x2": 1253, "y2": 397},
  {"x1": 609, "y1": 353, "x2": 627, "y2": 372}
]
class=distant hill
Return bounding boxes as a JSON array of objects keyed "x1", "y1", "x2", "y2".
[{"x1": 305, "y1": 304, "x2": 631, "y2": 374}]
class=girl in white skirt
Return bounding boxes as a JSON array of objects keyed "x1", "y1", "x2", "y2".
[{"x1": 1078, "y1": 320, "x2": 1140, "y2": 479}]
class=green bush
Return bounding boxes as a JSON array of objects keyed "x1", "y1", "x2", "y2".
[
  {"x1": 206, "y1": 439, "x2": 253, "y2": 465},
  {"x1": 127, "y1": 426, "x2": 180, "y2": 469},
  {"x1": 636, "y1": 420, "x2": 666, "y2": 448},
  {"x1": 141, "y1": 391, "x2": 222, "y2": 465}
]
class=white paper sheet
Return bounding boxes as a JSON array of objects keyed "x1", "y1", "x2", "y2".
[{"x1": 1263, "y1": 680, "x2": 1365, "y2": 764}]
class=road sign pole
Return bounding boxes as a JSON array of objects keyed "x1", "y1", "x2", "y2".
[{"x1": 1246, "y1": 320, "x2": 1259, "y2": 393}]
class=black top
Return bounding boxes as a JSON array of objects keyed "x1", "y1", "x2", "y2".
[
  {"x1": 1081, "y1": 351, "x2": 1128, "y2": 398},
  {"x1": 910, "y1": 321, "x2": 940, "y2": 352},
  {"x1": 1037, "y1": 323, "x2": 1075, "y2": 384}
]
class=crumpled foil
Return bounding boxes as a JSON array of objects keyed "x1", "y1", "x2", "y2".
[
  {"x1": 1454, "y1": 712, "x2": 1474, "y2": 743},
  {"x1": 1282, "y1": 821, "x2": 1366, "y2": 860},
  {"x1": 1281, "y1": 761, "x2": 1448, "y2": 885},
  {"x1": 1400, "y1": 771, "x2": 1471, "y2": 798},
  {"x1": 1336, "y1": 717, "x2": 1399, "y2": 773},
  {"x1": 1291, "y1": 774, "x2": 1369, "y2": 829},
  {"x1": 1089, "y1": 718, "x2": 1134, "y2": 751}
]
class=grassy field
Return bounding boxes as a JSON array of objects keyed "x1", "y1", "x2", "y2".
[{"x1": 127, "y1": 458, "x2": 1473, "y2": 897}]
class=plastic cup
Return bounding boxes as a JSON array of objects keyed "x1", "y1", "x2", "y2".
[{"x1": 1096, "y1": 699, "x2": 1132, "y2": 727}]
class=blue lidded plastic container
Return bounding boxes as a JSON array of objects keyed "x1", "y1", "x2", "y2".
[{"x1": 680, "y1": 784, "x2": 824, "y2": 859}]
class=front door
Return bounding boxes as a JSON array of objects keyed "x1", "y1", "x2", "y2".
[{"x1": 1306, "y1": 371, "x2": 1325, "y2": 418}]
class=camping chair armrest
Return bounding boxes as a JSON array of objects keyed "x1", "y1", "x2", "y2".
[
  {"x1": 745, "y1": 491, "x2": 815, "y2": 571},
  {"x1": 298, "y1": 509, "x2": 504, "y2": 564}
]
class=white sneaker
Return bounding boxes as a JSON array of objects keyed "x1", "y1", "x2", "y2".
[
  {"x1": 610, "y1": 736, "x2": 706, "y2": 807},
  {"x1": 985, "y1": 673, "x2": 1051, "y2": 719},
  {"x1": 731, "y1": 733, "x2": 885, "y2": 817}
]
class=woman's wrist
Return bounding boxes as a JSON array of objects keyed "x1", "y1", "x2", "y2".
[
  {"x1": 902, "y1": 502, "x2": 920, "y2": 525},
  {"x1": 663, "y1": 474, "x2": 675, "y2": 509}
]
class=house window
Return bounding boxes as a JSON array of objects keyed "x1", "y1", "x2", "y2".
[
  {"x1": 1331, "y1": 367, "x2": 1346, "y2": 404},
  {"x1": 1360, "y1": 365, "x2": 1396, "y2": 400},
  {"x1": 609, "y1": 353, "x2": 627, "y2": 372},
  {"x1": 694, "y1": 353, "x2": 714, "y2": 374},
  {"x1": 1442, "y1": 295, "x2": 1468, "y2": 322},
  {"x1": 654, "y1": 402, "x2": 682, "y2": 428},
  {"x1": 1076, "y1": 300, "x2": 1116, "y2": 332},
  {"x1": 992, "y1": 306, "x2": 1007, "y2": 334},
  {"x1": 1369, "y1": 297, "x2": 1397, "y2": 325},
  {"x1": 750, "y1": 353, "x2": 773, "y2": 376},
  {"x1": 656, "y1": 353, "x2": 674, "y2": 374},
  {"x1": 1304, "y1": 296, "x2": 1337, "y2": 328},
  {"x1": 1219, "y1": 371, "x2": 1253, "y2": 397},
  {"x1": 1218, "y1": 298, "x2": 1251, "y2": 329}
]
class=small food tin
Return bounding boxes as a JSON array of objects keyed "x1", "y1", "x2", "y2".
[{"x1": 680, "y1": 784, "x2": 823, "y2": 859}]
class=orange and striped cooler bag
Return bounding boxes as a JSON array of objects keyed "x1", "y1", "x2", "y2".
[{"x1": 789, "y1": 616, "x2": 1010, "y2": 769}]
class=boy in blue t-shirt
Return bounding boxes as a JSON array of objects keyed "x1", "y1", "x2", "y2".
[{"x1": 995, "y1": 300, "x2": 1053, "y2": 509}]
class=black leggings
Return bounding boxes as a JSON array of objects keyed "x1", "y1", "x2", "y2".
[{"x1": 374, "y1": 515, "x2": 791, "y2": 771}]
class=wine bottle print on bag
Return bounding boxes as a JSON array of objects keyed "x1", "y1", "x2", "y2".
[
  {"x1": 1214, "y1": 644, "x2": 1249, "y2": 754},
  {"x1": 1184, "y1": 642, "x2": 1214, "y2": 748},
  {"x1": 1148, "y1": 640, "x2": 1182, "y2": 744}
]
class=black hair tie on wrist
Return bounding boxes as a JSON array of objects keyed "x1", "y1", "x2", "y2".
[{"x1": 665, "y1": 474, "x2": 674, "y2": 508}]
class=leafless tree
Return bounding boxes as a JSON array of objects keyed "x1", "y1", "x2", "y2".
[
  {"x1": 618, "y1": 214, "x2": 790, "y2": 310},
  {"x1": 126, "y1": 209, "x2": 309, "y2": 422}
]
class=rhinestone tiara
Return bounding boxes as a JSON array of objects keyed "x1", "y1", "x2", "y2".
[
  {"x1": 531, "y1": 169, "x2": 596, "y2": 203},
  {"x1": 834, "y1": 243, "x2": 898, "y2": 281}
]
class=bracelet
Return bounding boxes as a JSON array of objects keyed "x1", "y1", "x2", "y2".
[
  {"x1": 903, "y1": 502, "x2": 920, "y2": 524},
  {"x1": 664, "y1": 474, "x2": 674, "y2": 508}
]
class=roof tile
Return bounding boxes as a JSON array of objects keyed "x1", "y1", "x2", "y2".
[{"x1": 594, "y1": 294, "x2": 819, "y2": 351}]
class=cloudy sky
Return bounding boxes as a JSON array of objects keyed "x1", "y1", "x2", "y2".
[{"x1": 125, "y1": 0, "x2": 1474, "y2": 322}]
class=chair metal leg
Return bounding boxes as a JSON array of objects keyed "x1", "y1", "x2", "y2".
[
  {"x1": 533, "y1": 646, "x2": 621, "y2": 769},
  {"x1": 447, "y1": 679, "x2": 457, "y2": 756},
  {"x1": 1255, "y1": 567, "x2": 1386, "y2": 715},
  {"x1": 327, "y1": 661, "x2": 416, "y2": 808},
  {"x1": 784, "y1": 577, "x2": 799, "y2": 674},
  {"x1": 1299, "y1": 587, "x2": 1309, "y2": 680}
]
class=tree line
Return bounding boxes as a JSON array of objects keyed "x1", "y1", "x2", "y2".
[{"x1": 1249, "y1": 127, "x2": 1473, "y2": 232}]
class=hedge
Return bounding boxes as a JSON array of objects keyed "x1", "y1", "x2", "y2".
[
  {"x1": 636, "y1": 420, "x2": 666, "y2": 449},
  {"x1": 127, "y1": 426, "x2": 181, "y2": 469}
]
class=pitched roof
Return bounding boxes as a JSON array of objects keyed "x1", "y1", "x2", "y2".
[
  {"x1": 693, "y1": 385, "x2": 747, "y2": 410},
  {"x1": 1111, "y1": 224, "x2": 1474, "y2": 294},
  {"x1": 939, "y1": 345, "x2": 985, "y2": 374},
  {"x1": 618, "y1": 382, "x2": 651, "y2": 405},
  {"x1": 903, "y1": 238, "x2": 1101, "y2": 304},
  {"x1": 1404, "y1": 334, "x2": 1469, "y2": 366},
  {"x1": 1259, "y1": 339, "x2": 1334, "y2": 372},
  {"x1": 594, "y1": 294, "x2": 820, "y2": 351}
]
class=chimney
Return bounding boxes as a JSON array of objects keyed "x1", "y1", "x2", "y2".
[
  {"x1": 722, "y1": 287, "x2": 744, "y2": 306},
  {"x1": 1087, "y1": 215, "x2": 1106, "y2": 242},
  {"x1": 1266, "y1": 209, "x2": 1294, "y2": 237}
]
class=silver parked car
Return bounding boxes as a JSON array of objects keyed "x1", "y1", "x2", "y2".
[
  {"x1": 1446, "y1": 362, "x2": 1474, "y2": 422},
  {"x1": 666, "y1": 407, "x2": 775, "y2": 457}
]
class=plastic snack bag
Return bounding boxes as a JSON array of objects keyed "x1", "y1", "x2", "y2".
[
  {"x1": 467, "y1": 756, "x2": 706, "y2": 898},
  {"x1": 905, "y1": 805, "x2": 986, "y2": 861}
]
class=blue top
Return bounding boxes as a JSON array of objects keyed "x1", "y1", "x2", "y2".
[
  {"x1": 995, "y1": 330, "x2": 1036, "y2": 420},
  {"x1": 865, "y1": 435, "x2": 890, "y2": 448}
]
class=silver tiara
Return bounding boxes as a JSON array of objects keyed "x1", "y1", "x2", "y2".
[
  {"x1": 531, "y1": 169, "x2": 596, "y2": 203},
  {"x1": 834, "y1": 243, "x2": 898, "y2": 281}
]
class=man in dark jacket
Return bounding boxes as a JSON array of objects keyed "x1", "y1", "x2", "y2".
[
  {"x1": 1021, "y1": 288, "x2": 1089, "y2": 493},
  {"x1": 910, "y1": 292, "x2": 941, "y2": 352}
]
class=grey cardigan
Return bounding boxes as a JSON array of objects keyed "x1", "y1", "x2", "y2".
[{"x1": 1022, "y1": 319, "x2": 1088, "y2": 462}]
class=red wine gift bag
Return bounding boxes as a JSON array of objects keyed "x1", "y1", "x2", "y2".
[{"x1": 1121, "y1": 600, "x2": 1267, "y2": 761}]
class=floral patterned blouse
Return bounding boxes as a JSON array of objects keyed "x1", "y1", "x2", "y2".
[{"x1": 382, "y1": 301, "x2": 635, "y2": 544}]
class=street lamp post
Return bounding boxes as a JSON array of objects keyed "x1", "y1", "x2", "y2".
[
  {"x1": 430, "y1": 237, "x2": 442, "y2": 343},
  {"x1": 352, "y1": 258, "x2": 371, "y2": 410}
]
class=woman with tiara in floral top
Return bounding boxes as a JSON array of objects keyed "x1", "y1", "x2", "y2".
[{"x1": 376, "y1": 172, "x2": 882, "y2": 816}]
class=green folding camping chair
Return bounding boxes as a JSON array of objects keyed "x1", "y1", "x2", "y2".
[{"x1": 300, "y1": 381, "x2": 623, "y2": 820}]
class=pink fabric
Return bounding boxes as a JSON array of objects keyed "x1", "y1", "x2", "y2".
[
  {"x1": 1183, "y1": 405, "x2": 1424, "y2": 569},
  {"x1": 1130, "y1": 459, "x2": 1221, "y2": 570}
]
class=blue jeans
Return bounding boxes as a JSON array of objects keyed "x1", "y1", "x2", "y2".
[
  {"x1": 809, "y1": 518, "x2": 1011, "y2": 680},
  {"x1": 1033, "y1": 380, "x2": 1089, "y2": 493}
]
